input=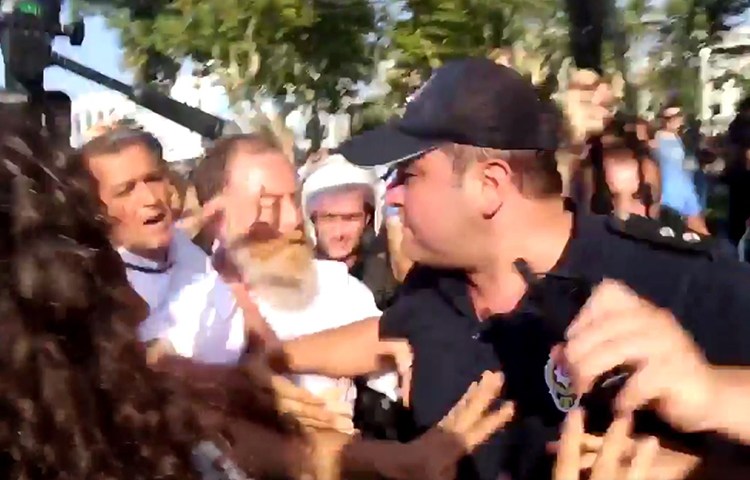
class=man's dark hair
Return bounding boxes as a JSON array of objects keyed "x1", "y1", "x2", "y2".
[
  {"x1": 441, "y1": 143, "x2": 563, "y2": 198},
  {"x1": 79, "y1": 125, "x2": 164, "y2": 164},
  {"x1": 192, "y1": 133, "x2": 281, "y2": 205}
]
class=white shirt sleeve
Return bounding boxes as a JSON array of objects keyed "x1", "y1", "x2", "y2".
[{"x1": 342, "y1": 272, "x2": 383, "y2": 320}]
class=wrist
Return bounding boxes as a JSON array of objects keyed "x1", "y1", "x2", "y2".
[
  {"x1": 698, "y1": 367, "x2": 734, "y2": 433},
  {"x1": 340, "y1": 438, "x2": 414, "y2": 480}
]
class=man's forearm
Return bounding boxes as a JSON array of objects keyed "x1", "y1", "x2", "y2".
[{"x1": 269, "y1": 317, "x2": 386, "y2": 377}]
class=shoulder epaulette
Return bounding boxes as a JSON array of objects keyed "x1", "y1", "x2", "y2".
[{"x1": 606, "y1": 213, "x2": 711, "y2": 254}]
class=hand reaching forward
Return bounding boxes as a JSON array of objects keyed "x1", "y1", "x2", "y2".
[
  {"x1": 564, "y1": 280, "x2": 716, "y2": 434},
  {"x1": 554, "y1": 409, "x2": 659, "y2": 480},
  {"x1": 304, "y1": 371, "x2": 514, "y2": 480},
  {"x1": 397, "y1": 371, "x2": 515, "y2": 480},
  {"x1": 243, "y1": 359, "x2": 354, "y2": 434}
]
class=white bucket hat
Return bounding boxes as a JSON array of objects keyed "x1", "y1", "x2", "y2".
[{"x1": 300, "y1": 154, "x2": 382, "y2": 246}]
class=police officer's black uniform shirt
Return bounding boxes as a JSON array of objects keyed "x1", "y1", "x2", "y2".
[{"x1": 380, "y1": 211, "x2": 750, "y2": 480}]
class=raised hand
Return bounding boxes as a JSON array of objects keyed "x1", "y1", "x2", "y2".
[
  {"x1": 554, "y1": 409, "x2": 659, "y2": 480},
  {"x1": 396, "y1": 371, "x2": 515, "y2": 480},
  {"x1": 243, "y1": 359, "x2": 354, "y2": 434},
  {"x1": 564, "y1": 280, "x2": 715, "y2": 434}
]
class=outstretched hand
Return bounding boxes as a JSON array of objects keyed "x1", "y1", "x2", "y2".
[
  {"x1": 397, "y1": 371, "x2": 516, "y2": 480},
  {"x1": 553, "y1": 409, "x2": 659, "y2": 480}
]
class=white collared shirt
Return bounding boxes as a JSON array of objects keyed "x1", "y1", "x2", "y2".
[{"x1": 120, "y1": 229, "x2": 243, "y2": 363}]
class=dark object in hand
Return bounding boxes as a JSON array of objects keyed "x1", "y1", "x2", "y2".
[
  {"x1": 580, "y1": 365, "x2": 634, "y2": 434},
  {"x1": 353, "y1": 377, "x2": 416, "y2": 441},
  {"x1": 513, "y1": 259, "x2": 633, "y2": 434}
]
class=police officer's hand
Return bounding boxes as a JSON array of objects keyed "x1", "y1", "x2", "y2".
[
  {"x1": 398, "y1": 371, "x2": 515, "y2": 480},
  {"x1": 554, "y1": 408, "x2": 659, "y2": 480},
  {"x1": 564, "y1": 280, "x2": 716, "y2": 433}
]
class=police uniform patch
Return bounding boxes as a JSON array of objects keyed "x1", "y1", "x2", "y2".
[
  {"x1": 544, "y1": 353, "x2": 579, "y2": 412},
  {"x1": 606, "y1": 213, "x2": 710, "y2": 254}
]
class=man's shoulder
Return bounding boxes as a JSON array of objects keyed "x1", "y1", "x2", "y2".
[
  {"x1": 172, "y1": 228, "x2": 213, "y2": 275},
  {"x1": 602, "y1": 213, "x2": 713, "y2": 256},
  {"x1": 575, "y1": 213, "x2": 719, "y2": 265}
]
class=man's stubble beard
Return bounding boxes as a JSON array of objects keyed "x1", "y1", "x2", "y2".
[{"x1": 226, "y1": 227, "x2": 319, "y2": 311}]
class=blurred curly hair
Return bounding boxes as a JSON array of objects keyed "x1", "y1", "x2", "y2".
[{"x1": 0, "y1": 121, "x2": 204, "y2": 479}]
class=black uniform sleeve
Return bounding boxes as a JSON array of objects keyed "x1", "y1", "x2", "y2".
[{"x1": 680, "y1": 259, "x2": 750, "y2": 365}]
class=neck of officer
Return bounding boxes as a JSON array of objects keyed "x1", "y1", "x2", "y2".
[{"x1": 467, "y1": 198, "x2": 573, "y2": 317}]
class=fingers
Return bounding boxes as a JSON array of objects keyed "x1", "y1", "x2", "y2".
[
  {"x1": 614, "y1": 361, "x2": 667, "y2": 416},
  {"x1": 439, "y1": 371, "x2": 502, "y2": 431},
  {"x1": 463, "y1": 401, "x2": 515, "y2": 449},
  {"x1": 590, "y1": 415, "x2": 632, "y2": 480},
  {"x1": 567, "y1": 280, "x2": 635, "y2": 339},
  {"x1": 381, "y1": 340, "x2": 413, "y2": 378},
  {"x1": 554, "y1": 407, "x2": 585, "y2": 480},
  {"x1": 176, "y1": 193, "x2": 227, "y2": 233},
  {"x1": 436, "y1": 371, "x2": 513, "y2": 452},
  {"x1": 567, "y1": 328, "x2": 652, "y2": 395},
  {"x1": 625, "y1": 437, "x2": 659, "y2": 480},
  {"x1": 554, "y1": 410, "x2": 658, "y2": 480}
]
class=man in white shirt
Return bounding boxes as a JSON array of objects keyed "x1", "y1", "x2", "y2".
[
  {"x1": 79, "y1": 126, "x2": 256, "y2": 358},
  {"x1": 187, "y1": 134, "x2": 401, "y2": 404}
]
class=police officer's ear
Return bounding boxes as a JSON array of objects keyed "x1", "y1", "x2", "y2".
[{"x1": 474, "y1": 152, "x2": 513, "y2": 218}]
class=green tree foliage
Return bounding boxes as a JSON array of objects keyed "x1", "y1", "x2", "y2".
[
  {"x1": 75, "y1": 0, "x2": 378, "y2": 110},
  {"x1": 641, "y1": 0, "x2": 750, "y2": 113},
  {"x1": 384, "y1": 0, "x2": 569, "y2": 105}
]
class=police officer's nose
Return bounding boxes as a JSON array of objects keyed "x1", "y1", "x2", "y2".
[{"x1": 385, "y1": 184, "x2": 404, "y2": 208}]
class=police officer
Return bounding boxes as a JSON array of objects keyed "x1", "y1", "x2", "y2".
[{"x1": 271, "y1": 58, "x2": 750, "y2": 480}]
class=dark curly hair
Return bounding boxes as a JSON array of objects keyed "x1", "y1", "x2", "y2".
[{"x1": 0, "y1": 120, "x2": 206, "y2": 479}]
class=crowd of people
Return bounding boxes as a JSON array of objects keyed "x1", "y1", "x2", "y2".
[{"x1": 2, "y1": 57, "x2": 750, "y2": 480}]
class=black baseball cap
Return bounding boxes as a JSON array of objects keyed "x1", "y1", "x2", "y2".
[{"x1": 336, "y1": 57, "x2": 550, "y2": 168}]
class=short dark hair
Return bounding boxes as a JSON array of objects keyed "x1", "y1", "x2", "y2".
[
  {"x1": 192, "y1": 133, "x2": 281, "y2": 206},
  {"x1": 441, "y1": 143, "x2": 562, "y2": 198},
  {"x1": 80, "y1": 126, "x2": 163, "y2": 164}
]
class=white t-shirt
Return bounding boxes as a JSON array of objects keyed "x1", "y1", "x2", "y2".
[{"x1": 165, "y1": 258, "x2": 397, "y2": 402}]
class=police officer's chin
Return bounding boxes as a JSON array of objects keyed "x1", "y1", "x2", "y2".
[{"x1": 228, "y1": 228, "x2": 318, "y2": 311}]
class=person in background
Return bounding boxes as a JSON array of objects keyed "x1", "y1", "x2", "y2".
[
  {"x1": 723, "y1": 97, "x2": 750, "y2": 245},
  {"x1": 653, "y1": 103, "x2": 708, "y2": 233},
  {"x1": 301, "y1": 154, "x2": 399, "y2": 309},
  {"x1": 601, "y1": 139, "x2": 713, "y2": 235}
]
